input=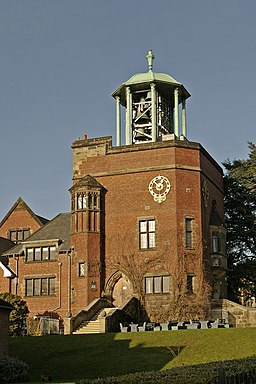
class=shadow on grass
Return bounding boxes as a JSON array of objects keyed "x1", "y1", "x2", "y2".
[{"x1": 9, "y1": 333, "x2": 185, "y2": 383}]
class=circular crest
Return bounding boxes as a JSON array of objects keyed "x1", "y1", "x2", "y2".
[{"x1": 149, "y1": 175, "x2": 171, "y2": 203}]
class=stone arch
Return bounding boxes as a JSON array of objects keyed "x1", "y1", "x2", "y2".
[{"x1": 105, "y1": 270, "x2": 133, "y2": 308}]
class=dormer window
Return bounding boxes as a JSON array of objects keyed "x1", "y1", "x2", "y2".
[{"x1": 26, "y1": 246, "x2": 57, "y2": 262}]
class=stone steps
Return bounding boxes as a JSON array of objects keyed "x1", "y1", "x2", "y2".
[
  {"x1": 74, "y1": 319, "x2": 100, "y2": 334},
  {"x1": 73, "y1": 307, "x2": 113, "y2": 334}
]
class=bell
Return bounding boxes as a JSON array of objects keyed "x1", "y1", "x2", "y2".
[
  {"x1": 146, "y1": 91, "x2": 151, "y2": 100},
  {"x1": 134, "y1": 97, "x2": 150, "y2": 121},
  {"x1": 135, "y1": 109, "x2": 150, "y2": 120},
  {"x1": 136, "y1": 128, "x2": 145, "y2": 137}
]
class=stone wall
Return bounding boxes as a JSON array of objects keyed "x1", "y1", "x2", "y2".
[{"x1": 212, "y1": 299, "x2": 256, "y2": 327}]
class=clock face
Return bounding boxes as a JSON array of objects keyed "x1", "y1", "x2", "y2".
[{"x1": 149, "y1": 175, "x2": 171, "y2": 203}]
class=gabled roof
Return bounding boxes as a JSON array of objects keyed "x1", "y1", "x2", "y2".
[
  {"x1": 0, "y1": 197, "x2": 49, "y2": 228},
  {"x1": 69, "y1": 174, "x2": 105, "y2": 192},
  {"x1": 3, "y1": 213, "x2": 71, "y2": 256}
]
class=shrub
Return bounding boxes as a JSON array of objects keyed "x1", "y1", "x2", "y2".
[
  {"x1": 0, "y1": 292, "x2": 29, "y2": 336},
  {"x1": 76, "y1": 357, "x2": 256, "y2": 384},
  {"x1": 0, "y1": 356, "x2": 29, "y2": 383}
]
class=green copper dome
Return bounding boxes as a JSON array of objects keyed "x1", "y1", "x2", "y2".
[
  {"x1": 112, "y1": 50, "x2": 190, "y2": 105},
  {"x1": 124, "y1": 70, "x2": 182, "y2": 87}
]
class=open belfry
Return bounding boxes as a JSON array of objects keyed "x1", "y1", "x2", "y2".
[{"x1": 0, "y1": 51, "x2": 228, "y2": 333}]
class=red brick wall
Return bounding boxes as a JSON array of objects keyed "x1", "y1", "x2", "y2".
[
  {"x1": 7, "y1": 253, "x2": 70, "y2": 320},
  {"x1": 71, "y1": 137, "x2": 225, "y2": 312},
  {"x1": 71, "y1": 232, "x2": 102, "y2": 314}
]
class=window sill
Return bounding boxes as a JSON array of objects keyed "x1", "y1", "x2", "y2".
[
  {"x1": 139, "y1": 247, "x2": 156, "y2": 252},
  {"x1": 25, "y1": 259, "x2": 57, "y2": 263},
  {"x1": 25, "y1": 294, "x2": 56, "y2": 298},
  {"x1": 145, "y1": 292, "x2": 170, "y2": 295}
]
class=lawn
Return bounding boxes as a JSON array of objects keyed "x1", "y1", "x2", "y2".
[{"x1": 9, "y1": 328, "x2": 256, "y2": 383}]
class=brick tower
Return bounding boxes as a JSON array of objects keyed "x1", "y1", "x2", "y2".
[{"x1": 70, "y1": 51, "x2": 227, "y2": 321}]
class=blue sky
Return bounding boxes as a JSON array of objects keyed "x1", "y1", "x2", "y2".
[{"x1": 0, "y1": 0, "x2": 255, "y2": 220}]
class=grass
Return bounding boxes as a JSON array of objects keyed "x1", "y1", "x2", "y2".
[{"x1": 9, "y1": 327, "x2": 256, "y2": 383}]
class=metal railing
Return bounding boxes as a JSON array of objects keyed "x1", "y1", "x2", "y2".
[{"x1": 210, "y1": 368, "x2": 256, "y2": 384}]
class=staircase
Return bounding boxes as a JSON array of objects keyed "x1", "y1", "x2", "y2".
[{"x1": 73, "y1": 308, "x2": 113, "y2": 334}]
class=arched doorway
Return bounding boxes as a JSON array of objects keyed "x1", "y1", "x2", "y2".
[{"x1": 105, "y1": 271, "x2": 133, "y2": 308}]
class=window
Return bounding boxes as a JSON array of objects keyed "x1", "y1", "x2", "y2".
[
  {"x1": 25, "y1": 277, "x2": 55, "y2": 296},
  {"x1": 42, "y1": 247, "x2": 49, "y2": 260},
  {"x1": 49, "y1": 246, "x2": 56, "y2": 260},
  {"x1": 74, "y1": 191, "x2": 100, "y2": 232},
  {"x1": 41, "y1": 278, "x2": 48, "y2": 295},
  {"x1": 162, "y1": 276, "x2": 170, "y2": 293},
  {"x1": 35, "y1": 247, "x2": 41, "y2": 261},
  {"x1": 88, "y1": 193, "x2": 100, "y2": 232},
  {"x1": 78, "y1": 262, "x2": 85, "y2": 277},
  {"x1": 9, "y1": 229, "x2": 30, "y2": 244},
  {"x1": 185, "y1": 218, "x2": 193, "y2": 247},
  {"x1": 186, "y1": 274, "x2": 195, "y2": 294},
  {"x1": 77, "y1": 193, "x2": 87, "y2": 209},
  {"x1": 26, "y1": 246, "x2": 57, "y2": 262},
  {"x1": 212, "y1": 232, "x2": 221, "y2": 253},
  {"x1": 139, "y1": 219, "x2": 156, "y2": 249},
  {"x1": 26, "y1": 248, "x2": 33, "y2": 262},
  {"x1": 145, "y1": 275, "x2": 170, "y2": 294}
]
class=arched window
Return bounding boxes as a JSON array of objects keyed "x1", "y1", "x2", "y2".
[{"x1": 77, "y1": 193, "x2": 87, "y2": 210}]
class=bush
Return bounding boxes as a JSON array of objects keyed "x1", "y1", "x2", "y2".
[
  {"x1": 0, "y1": 356, "x2": 29, "y2": 383},
  {"x1": 76, "y1": 357, "x2": 256, "y2": 384},
  {"x1": 0, "y1": 292, "x2": 29, "y2": 336}
]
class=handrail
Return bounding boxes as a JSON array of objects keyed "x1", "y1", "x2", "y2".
[{"x1": 72, "y1": 298, "x2": 113, "y2": 331}]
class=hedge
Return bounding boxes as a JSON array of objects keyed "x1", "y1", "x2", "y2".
[{"x1": 76, "y1": 357, "x2": 256, "y2": 384}]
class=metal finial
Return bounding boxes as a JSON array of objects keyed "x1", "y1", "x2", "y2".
[{"x1": 146, "y1": 49, "x2": 155, "y2": 71}]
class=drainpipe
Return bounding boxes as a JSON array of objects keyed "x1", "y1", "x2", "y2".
[
  {"x1": 14, "y1": 255, "x2": 19, "y2": 295},
  {"x1": 66, "y1": 250, "x2": 72, "y2": 317}
]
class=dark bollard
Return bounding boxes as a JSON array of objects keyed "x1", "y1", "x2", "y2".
[{"x1": 217, "y1": 367, "x2": 226, "y2": 384}]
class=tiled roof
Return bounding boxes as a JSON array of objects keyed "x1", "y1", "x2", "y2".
[{"x1": 0, "y1": 237, "x2": 15, "y2": 255}]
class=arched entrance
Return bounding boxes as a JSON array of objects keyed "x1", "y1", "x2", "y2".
[{"x1": 105, "y1": 271, "x2": 133, "y2": 308}]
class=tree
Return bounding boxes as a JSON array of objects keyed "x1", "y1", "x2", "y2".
[
  {"x1": 223, "y1": 143, "x2": 256, "y2": 302},
  {"x1": 0, "y1": 292, "x2": 29, "y2": 336}
]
